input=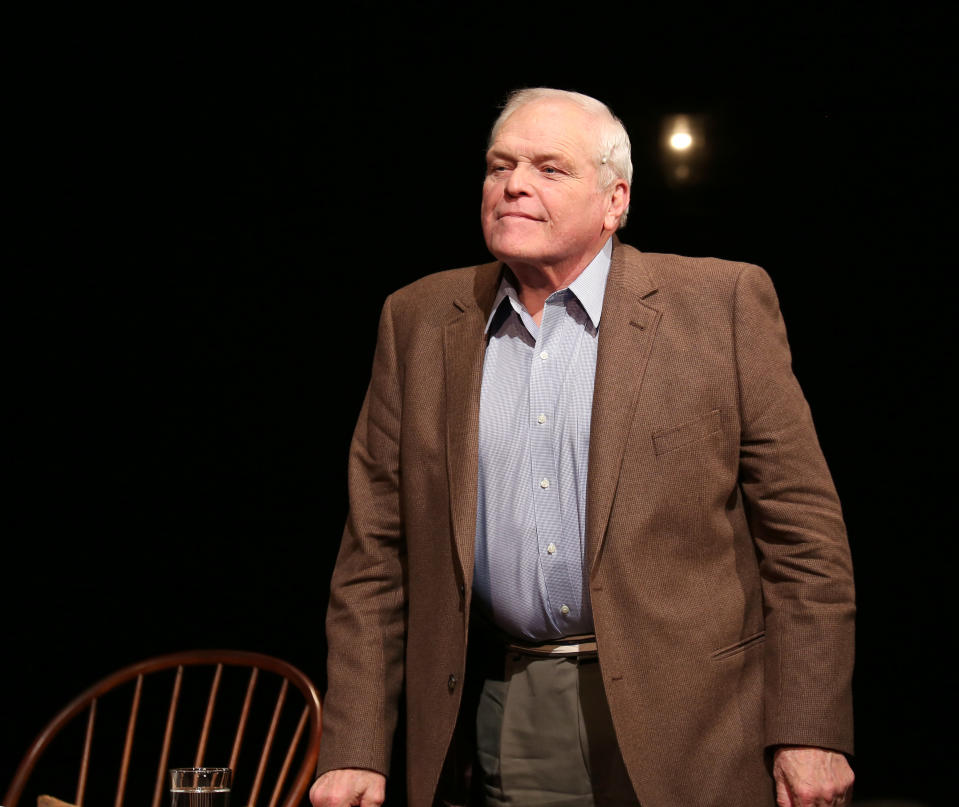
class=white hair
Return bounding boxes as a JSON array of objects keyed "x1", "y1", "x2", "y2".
[{"x1": 488, "y1": 87, "x2": 633, "y2": 228}]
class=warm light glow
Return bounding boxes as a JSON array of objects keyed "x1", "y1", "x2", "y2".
[{"x1": 660, "y1": 114, "x2": 706, "y2": 186}]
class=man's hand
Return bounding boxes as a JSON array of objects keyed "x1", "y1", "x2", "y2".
[
  {"x1": 773, "y1": 746, "x2": 854, "y2": 806},
  {"x1": 309, "y1": 768, "x2": 386, "y2": 807}
]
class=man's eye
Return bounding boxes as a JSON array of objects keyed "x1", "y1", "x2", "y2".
[{"x1": 542, "y1": 166, "x2": 559, "y2": 174}]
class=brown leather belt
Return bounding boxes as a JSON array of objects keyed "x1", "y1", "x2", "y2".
[{"x1": 506, "y1": 633, "x2": 598, "y2": 658}]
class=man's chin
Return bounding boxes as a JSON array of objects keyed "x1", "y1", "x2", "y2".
[
  {"x1": 488, "y1": 246, "x2": 542, "y2": 268},
  {"x1": 486, "y1": 234, "x2": 547, "y2": 264}
]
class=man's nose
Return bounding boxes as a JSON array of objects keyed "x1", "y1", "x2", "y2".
[{"x1": 504, "y1": 163, "x2": 532, "y2": 196}]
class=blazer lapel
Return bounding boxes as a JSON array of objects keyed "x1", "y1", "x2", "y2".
[
  {"x1": 587, "y1": 243, "x2": 663, "y2": 572},
  {"x1": 445, "y1": 262, "x2": 502, "y2": 589}
]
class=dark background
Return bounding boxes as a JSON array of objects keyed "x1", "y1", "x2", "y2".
[{"x1": 5, "y1": 4, "x2": 954, "y2": 805}]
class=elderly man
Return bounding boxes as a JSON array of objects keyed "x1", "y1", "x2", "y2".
[{"x1": 310, "y1": 88, "x2": 855, "y2": 807}]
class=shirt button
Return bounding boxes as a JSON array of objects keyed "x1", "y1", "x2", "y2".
[
  {"x1": 560, "y1": 605, "x2": 570, "y2": 615},
  {"x1": 546, "y1": 543, "x2": 556, "y2": 555},
  {"x1": 540, "y1": 478, "x2": 550, "y2": 489},
  {"x1": 537, "y1": 414, "x2": 547, "y2": 424},
  {"x1": 540, "y1": 350, "x2": 549, "y2": 360}
]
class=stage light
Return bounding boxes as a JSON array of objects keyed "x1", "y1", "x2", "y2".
[{"x1": 660, "y1": 113, "x2": 708, "y2": 187}]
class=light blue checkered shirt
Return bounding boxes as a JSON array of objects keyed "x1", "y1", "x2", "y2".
[{"x1": 473, "y1": 238, "x2": 612, "y2": 641}]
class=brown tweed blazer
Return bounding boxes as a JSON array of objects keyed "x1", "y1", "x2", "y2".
[{"x1": 317, "y1": 240, "x2": 855, "y2": 807}]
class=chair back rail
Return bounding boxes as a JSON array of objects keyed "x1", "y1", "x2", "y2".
[{"x1": 4, "y1": 650, "x2": 322, "y2": 807}]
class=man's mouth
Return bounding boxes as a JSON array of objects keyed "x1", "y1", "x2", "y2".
[{"x1": 497, "y1": 211, "x2": 542, "y2": 221}]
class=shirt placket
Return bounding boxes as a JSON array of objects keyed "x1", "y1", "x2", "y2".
[{"x1": 529, "y1": 290, "x2": 580, "y2": 631}]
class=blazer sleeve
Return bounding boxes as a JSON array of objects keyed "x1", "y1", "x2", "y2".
[
  {"x1": 316, "y1": 293, "x2": 407, "y2": 777},
  {"x1": 733, "y1": 264, "x2": 855, "y2": 755}
]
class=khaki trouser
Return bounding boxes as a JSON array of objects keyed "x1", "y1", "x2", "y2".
[{"x1": 475, "y1": 652, "x2": 640, "y2": 806}]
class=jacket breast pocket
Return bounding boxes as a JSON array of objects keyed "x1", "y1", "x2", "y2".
[{"x1": 652, "y1": 408, "x2": 721, "y2": 456}]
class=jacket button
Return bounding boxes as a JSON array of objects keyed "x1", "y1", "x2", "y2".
[{"x1": 448, "y1": 674, "x2": 457, "y2": 691}]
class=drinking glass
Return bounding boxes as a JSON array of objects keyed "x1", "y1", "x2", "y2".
[{"x1": 169, "y1": 767, "x2": 231, "y2": 807}]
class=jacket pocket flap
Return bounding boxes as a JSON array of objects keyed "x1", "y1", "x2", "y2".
[{"x1": 711, "y1": 630, "x2": 766, "y2": 660}]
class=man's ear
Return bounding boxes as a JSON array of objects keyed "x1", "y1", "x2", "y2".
[{"x1": 605, "y1": 179, "x2": 630, "y2": 231}]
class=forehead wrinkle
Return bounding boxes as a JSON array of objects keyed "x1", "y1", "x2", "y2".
[{"x1": 487, "y1": 135, "x2": 583, "y2": 170}]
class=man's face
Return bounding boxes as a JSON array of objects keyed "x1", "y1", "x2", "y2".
[{"x1": 481, "y1": 99, "x2": 624, "y2": 276}]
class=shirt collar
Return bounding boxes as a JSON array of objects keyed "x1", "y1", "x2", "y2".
[{"x1": 485, "y1": 237, "x2": 613, "y2": 334}]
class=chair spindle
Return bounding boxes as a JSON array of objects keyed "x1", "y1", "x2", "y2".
[
  {"x1": 230, "y1": 666, "x2": 259, "y2": 774},
  {"x1": 151, "y1": 665, "x2": 184, "y2": 807},
  {"x1": 75, "y1": 698, "x2": 96, "y2": 807},
  {"x1": 267, "y1": 705, "x2": 309, "y2": 807},
  {"x1": 195, "y1": 663, "x2": 223, "y2": 766},
  {"x1": 115, "y1": 674, "x2": 143, "y2": 807},
  {"x1": 248, "y1": 679, "x2": 288, "y2": 807}
]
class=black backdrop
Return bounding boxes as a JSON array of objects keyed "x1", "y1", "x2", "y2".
[{"x1": 5, "y1": 5, "x2": 953, "y2": 806}]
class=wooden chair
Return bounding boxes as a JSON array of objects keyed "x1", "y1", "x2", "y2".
[{"x1": 4, "y1": 650, "x2": 323, "y2": 807}]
